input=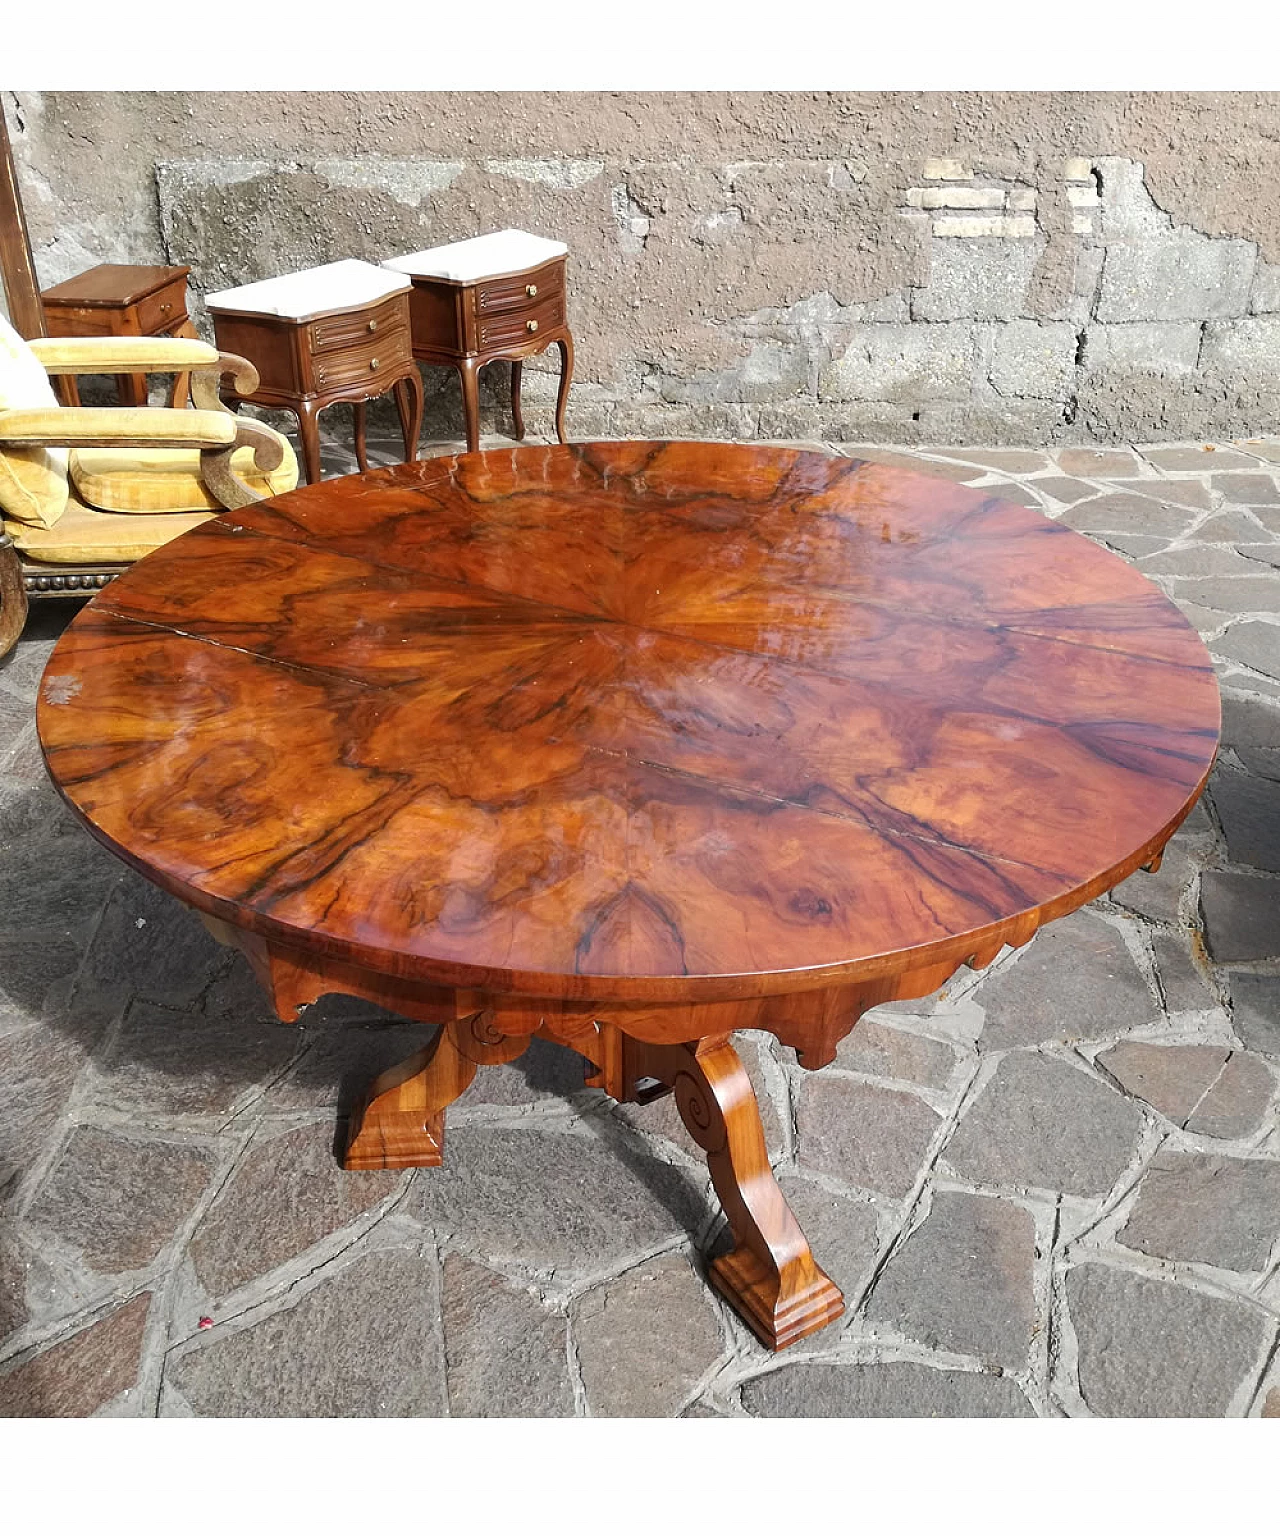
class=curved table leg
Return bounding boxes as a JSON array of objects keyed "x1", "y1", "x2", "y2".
[
  {"x1": 554, "y1": 334, "x2": 573, "y2": 444},
  {"x1": 295, "y1": 399, "x2": 323, "y2": 486},
  {"x1": 510, "y1": 359, "x2": 525, "y2": 441},
  {"x1": 353, "y1": 399, "x2": 370, "y2": 473},
  {"x1": 632, "y1": 1033, "x2": 844, "y2": 1350}
]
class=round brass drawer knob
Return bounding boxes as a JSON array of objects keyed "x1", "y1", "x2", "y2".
[
  {"x1": 369, "y1": 357, "x2": 380, "y2": 370},
  {"x1": 368, "y1": 319, "x2": 378, "y2": 332},
  {"x1": 526, "y1": 284, "x2": 538, "y2": 298},
  {"x1": 526, "y1": 319, "x2": 539, "y2": 333}
]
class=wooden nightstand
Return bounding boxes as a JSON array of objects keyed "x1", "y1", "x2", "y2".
[
  {"x1": 205, "y1": 260, "x2": 424, "y2": 485},
  {"x1": 41, "y1": 264, "x2": 198, "y2": 408},
  {"x1": 384, "y1": 230, "x2": 573, "y2": 454}
]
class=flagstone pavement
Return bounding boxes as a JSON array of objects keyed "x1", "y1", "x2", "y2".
[{"x1": 2, "y1": 428, "x2": 1280, "y2": 1418}]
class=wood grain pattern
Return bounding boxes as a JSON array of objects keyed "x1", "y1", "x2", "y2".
[{"x1": 35, "y1": 442, "x2": 1220, "y2": 1350}]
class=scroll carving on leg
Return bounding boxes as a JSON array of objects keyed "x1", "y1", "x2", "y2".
[{"x1": 631, "y1": 1033, "x2": 844, "y2": 1350}]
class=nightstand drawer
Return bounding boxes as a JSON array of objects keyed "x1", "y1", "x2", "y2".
[
  {"x1": 134, "y1": 283, "x2": 188, "y2": 335},
  {"x1": 311, "y1": 326, "x2": 412, "y2": 391},
  {"x1": 477, "y1": 262, "x2": 564, "y2": 317},
  {"x1": 309, "y1": 294, "x2": 409, "y2": 354},
  {"x1": 477, "y1": 293, "x2": 565, "y2": 350}
]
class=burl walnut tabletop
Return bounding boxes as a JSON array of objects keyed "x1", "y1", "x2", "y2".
[{"x1": 35, "y1": 442, "x2": 1220, "y2": 1350}]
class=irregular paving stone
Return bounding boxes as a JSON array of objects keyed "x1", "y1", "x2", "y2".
[
  {"x1": 457, "y1": 1035, "x2": 595, "y2": 1110},
  {"x1": 1141, "y1": 545, "x2": 1263, "y2": 578},
  {"x1": 1141, "y1": 446, "x2": 1258, "y2": 472},
  {"x1": 1066, "y1": 1263, "x2": 1271, "y2": 1416},
  {"x1": 26, "y1": 1127, "x2": 219, "y2": 1274},
  {"x1": 90, "y1": 999, "x2": 299, "y2": 1118},
  {"x1": 865, "y1": 1191, "x2": 1036, "y2": 1370},
  {"x1": 1230, "y1": 973, "x2": 1280, "y2": 1055},
  {"x1": 1238, "y1": 543, "x2": 1280, "y2": 570},
  {"x1": 774, "y1": 1174, "x2": 880, "y2": 1299},
  {"x1": 1197, "y1": 512, "x2": 1280, "y2": 541},
  {"x1": 187, "y1": 1122, "x2": 402, "y2": 1297},
  {"x1": 0, "y1": 831, "x2": 121, "y2": 943},
  {"x1": 1119, "y1": 1150, "x2": 1280, "y2": 1270},
  {"x1": 0, "y1": 1025, "x2": 91, "y2": 1203},
  {"x1": 1210, "y1": 770, "x2": 1280, "y2": 873},
  {"x1": 82, "y1": 875, "x2": 226, "y2": 1009},
  {"x1": 1152, "y1": 933, "x2": 1216, "y2": 1012},
  {"x1": 1094, "y1": 533, "x2": 1172, "y2": 561},
  {"x1": 1211, "y1": 473, "x2": 1280, "y2": 505},
  {"x1": 1219, "y1": 695, "x2": 1280, "y2": 750},
  {"x1": 1235, "y1": 747, "x2": 1280, "y2": 781},
  {"x1": 975, "y1": 910, "x2": 1157, "y2": 1048},
  {"x1": 1097, "y1": 1042, "x2": 1228, "y2": 1125},
  {"x1": 834, "y1": 1015, "x2": 958, "y2": 1088},
  {"x1": 1022, "y1": 475, "x2": 1098, "y2": 505},
  {"x1": 0, "y1": 936, "x2": 88, "y2": 1034},
  {"x1": 1213, "y1": 620, "x2": 1280, "y2": 681},
  {"x1": 0, "y1": 1293, "x2": 151, "y2": 1417},
  {"x1": 0, "y1": 1230, "x2": 30, "y2": 1340},
  {"x1": 411, "y1": 1126, "x2": 706, "y2": 1281},
  {"x1": 935, "y1": 448, "x2": 1052, "y2": 473},
  {"x1": 1057, "y1": 448, "x2": 1142, "y2": 476},
  {"x1": 573, "y1": 1252, "x2": 724, "y2": 1417},
  {"x1": 1176, "y1": 577, "x2": 1280, "y2": 614},
  {"x1": 1200, "y1": 872, "x2": 1280, "y2": 962},
  {"x1": 1184, "y1": 1053, "x2": 1275, "y2": 1138},
  {"x1": 797, "y1": 1076, "x2": 940, "y2": 1197},
  {"x1": 943, "y1": 1055, "x2": 1145, "y2": 1198},
  {"x1": 613, "y1": 1031, "x2": 785, "y2": 1163},
  {"x1": 1110, "y1": 478, "x2": 1212, "y2": 509},
  {"x1": 836, "y1": 447, "x2": 987, "y2": 483},
  {"x1": 442, "y1": 1254, "x2": 572, "y2": 1418},
  {"x1": 1062, "y1": 493, "x2": 1193, "y2": 539},
  {"x1": 741, "y1": 1360, "x2": 1034, "y2": 1418},
  {"x1": 168, "y1": 1246, "x2": 445, "y2": 1417},
  {"x1": 266, "y1": 1022, "x2": 439, "y2": 1111}
]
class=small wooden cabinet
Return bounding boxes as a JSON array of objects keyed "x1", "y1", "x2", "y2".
[
  {"x1": 385, "y1": 232, "x2": 573, "y2": 454},
  {"x1": 206, "y1": 263, "x2": 424, "y2": 486},
  {"x1": 41, "y1": 264, "x2": 198, "y2": 408}
]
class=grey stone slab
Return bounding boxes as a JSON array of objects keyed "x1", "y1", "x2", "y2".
[
  {"x1": 1238, "y1": 544, "x2": 1280, "y2": 570},
  {"x1": 1213, "y1": 621, "x2": 1280, "y2": 680},
  {"x1": 89, "y1": 999, "x2": 299, "y2": 1118},
  {"x1": 187, "y1": 1122, "x2": 402, "y2": 1298},
  {"x1": 1119, "y1": 1150, "x2": 1280, "y2": 1271},
  {"x1": 1210, "y1": 770, "x2": 1280, "y2": 872},
  {"x1": 0, "y1": 1293, "x2": 151, "y2": 1417},
  {"x1": 265, "y1": 1022, "x2": 441, "y2": 1111},
  {"x1": 613, "y1": 1031, "x2": 784, "y2": 1163},
  {"x1": 1094, "y1": 533, "x2": 1171, "y2": 560},
  {"x1": 26, "y1": 1127, "x2": 218, "y2": 1275},
  {"x1": 1263, "y1": 1387, "x2": 1280, "y2": 1417},
  {"x1": 0, "y1": 936, "x2": 88, "y2": 1034},
  {"x1": 1212, "y1": 473, "x2": 1280, "y2": 506},
  {"x1": 740, "y1": 1360, "x2": 1034, "y2": 1418},
  {"x1": 573, "y1": 1252, "x2": 724, "y2": 1416},
  {"x1": 81, "y1": 874, "x2": 226, "y2": 1010},
  {"x1": 1201, "y1": 872, "x2": 1280, "y2": 961},
  {"x1": 988, "y1": 321, "x2": 1078, "y2": 400},
  {"x1": 1061, "y1": 493, "x2": 1194, "y2": 540},
  {"x1": 943, "y1": 1054, "x2": 1145, "y2": 1198},
  {"x1": 774, "y1": 1174, "x2": 880, "y2": 1300},
  {"x1": 838, "y1": 447, "x2": 988, "y2": 482},
  {"x1": 1056, "y1": 448, "x2": 1142, "y2": 477},
  {"x1": 411, "y1": 1125, "x2": 707, "y2": 1282},
  {"x1": 1199, "y1": 513, "x2": 1279, "y2": 542},
  {"x1": 0, "y1": 1229, "x2": 31, "y2": 1341},
  {"x1": 1152, "y1": 933, "x2": 1216, "y2": 1012},
  {"x1": 819, "y1": 324, "x2": 978, "y2": 403},
  {"x1": 1027, "y1": 476, "x2": 1102, "y2": 505},
  {"x1": 1098, "y1": 232, "x2": 1254, "y2": 323},
  {"x1": 1141, "y1": 545, "x2": 1269, "y2": 579},
  {"x1": 169, "y1": 1246, "x2": 445, "y2": 1417},
  {"x1": 0, "y1": 1025, "x2": 93, "y2": 1205},
  {"x1": 1221, "y1": 693, "x2": 1280, "y2": 749},
  {"x1": 1066, "y1": 1263, "x2": 1271, "y2": 1416},
  {"x1": 834, "y1": 1016, "x2": 958, "y2": 1089},
  {"x1": 442, "y1": 1255, "x2": 572, "y2": 1418},
  {"x1": 865, "y1": 1191, "x2": 1036, "y2": 1370},
  {"x1": 1230, "y1": 973, "x2": 1280, "y2": 1054},
  {"x1": 1097, "y1": 1042, "x2": 1228, "y2": 1126},
  {"x1": 934, "y1": 448, "x2": 1053, "y2": 473},
  {"x1": 0, "y1": 636, "x2": 58, "y2": 702},
  {"x1": 1082, "y1": 323, "x2": 1203, "y2": 377},
  {"x1": 1142, "y1": 446, "x2": 1258, "y2": 473},
  {"x1": 1175, "y1": 576, "x2": 1280, "y2": 614},
  {"x1": 975, "y1": 910, "x2": 1157, "y2": 1048},
  {"x1": 796, "y1": 1076, "x2": 940, "y2": 1197},
  {"x1": 457, "y1": 1035, "x2": 595, "y2": 1110},
  {"x1": 0, "y1": 829, "x2": 121, "y2": 944},
  {"x1": 1236, "y1": 747, "x2": 1280, "y2": 781},
  {"x1": 912, "y1": 240, "x2": 1040, "y2": 322},
  {"x1": 1109, "y1": 478, "x2": 1212, "y2": 509},
  {"x1": 1184, "y1": 1052, "x2": 1275, "y2": 1139}
]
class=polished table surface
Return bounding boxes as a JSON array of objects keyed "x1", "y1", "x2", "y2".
[{"x1": 35, "y1": 442, "x2": 1221, "y2": 1348}]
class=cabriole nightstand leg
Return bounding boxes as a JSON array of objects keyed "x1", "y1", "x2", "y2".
[
  {"x1": 554, "y1": 335, "x2": 574, "y2": 444},
  {"x1": 395, "y1": 370, "x2": 424, "y2": 462},
  {"x1": 458, "y1": 356, "x2": 482, "y2": 453},
  {"x1": 511, "y1": 360, "x2": 525, "y2": 440},
  {"x1": 295, "y1": 398, "x2": 323, "y2": 485}
]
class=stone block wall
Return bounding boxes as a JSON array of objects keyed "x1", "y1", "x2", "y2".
[{"x1": 7, "y1": 91, "x2": 1280, "y2": 444}]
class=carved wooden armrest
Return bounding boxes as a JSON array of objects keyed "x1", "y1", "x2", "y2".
[
  {"x1": 188, "y1": 351, "x2": 261, "y2": 413},
  {"x1": 28, "y1": 335, "x2": 220, "y2": 374},
  {"x1": 0, "y1": 406, "x2": 238, "y2": 449},
  {"x1": 200, "y1": 418, "x2": 287, "y2": 511}
]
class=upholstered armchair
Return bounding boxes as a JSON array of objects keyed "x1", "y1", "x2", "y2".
[{"x1": 0, "y1": 314, "x2": 299, "y2": 657}]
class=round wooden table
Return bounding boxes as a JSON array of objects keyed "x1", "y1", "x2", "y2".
[{"x1": 36, "y1": 442, "x2": 1221, "y2": 1350}]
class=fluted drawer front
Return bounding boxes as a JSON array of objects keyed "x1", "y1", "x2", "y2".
[
  {"x1": 476, "y1": 262, "x2": 564, "y2": 317},
  {"x1": 311, "y1": 325, "x2": 412, "y2": 390},
  {"x1": 309, "y1": 295, "x2": 410, "y2": 354},
  {"x1": 477, "y1": 293, "x2": 564, "y2": 350}
]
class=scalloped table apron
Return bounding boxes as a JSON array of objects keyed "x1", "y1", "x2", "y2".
[{"x1": 36, "y1": 442, "x2": 1221, "y2": 1350}]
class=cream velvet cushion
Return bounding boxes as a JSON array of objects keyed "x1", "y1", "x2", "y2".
[
  {"x1": 0, "y1": 312, "x2": 69, "y2": 530},
  {"x1": 70, "y1": 432, "x2": 299, "y2": 514},
  {"x1": 4, "y1": 498, "x2": 215, "y2": 564}
]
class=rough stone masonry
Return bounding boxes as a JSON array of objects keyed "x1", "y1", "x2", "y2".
[{"x1": 6, "y1": 90, "x2": 1280, "y2": 447}]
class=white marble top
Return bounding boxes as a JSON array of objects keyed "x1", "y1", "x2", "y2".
[
  {"x1": 383, "y1": 229, "x2": 568, "y2": 283},
  {"x1": 204, "y1": 259, "x2": 411, "y2": 320}
]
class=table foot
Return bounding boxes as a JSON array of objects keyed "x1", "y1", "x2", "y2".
[
  {"x1": 629, "y1": 1034, "x2": 844, "y2": 1350},
  {"x1": 343, "y1": 1023, "x2": 477, "y2": 1169}
]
